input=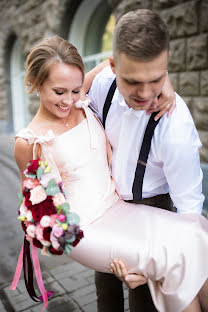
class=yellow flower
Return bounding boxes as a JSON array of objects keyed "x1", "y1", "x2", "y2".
[{"x1": 62, "y1": 223, "x2": 68, "y2": 231}]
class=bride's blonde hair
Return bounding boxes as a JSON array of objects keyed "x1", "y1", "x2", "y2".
[{"x1": 25, "y1": 36, "x2": 85, "y2": 94}]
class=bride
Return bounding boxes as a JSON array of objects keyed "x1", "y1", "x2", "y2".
[{"x1": 14, "y1": 36, "x2": 208, "y2": 312}]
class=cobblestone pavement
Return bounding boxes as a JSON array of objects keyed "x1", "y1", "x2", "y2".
[{"x1": 1, "y1": 259, "x2": 130, "y2": 312}]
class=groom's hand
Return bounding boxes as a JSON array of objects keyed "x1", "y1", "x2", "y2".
[{"x1": 110, "y1": 259, "x2": 147, "y2": 289}]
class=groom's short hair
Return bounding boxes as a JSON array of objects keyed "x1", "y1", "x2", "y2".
[{"x1": 113, "y1": 9, "x2": 169, "y2": 62}]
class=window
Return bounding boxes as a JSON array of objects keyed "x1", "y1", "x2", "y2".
[
  {"x1": 10, "y1": 39, "x2": 29, "y2": 133},
  {"x1": 68, "y1": 0, "x2": 115, "y2": 71}
]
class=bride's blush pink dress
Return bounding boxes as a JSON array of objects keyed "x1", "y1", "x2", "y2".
[{"x1": 16, "y1": 103, "x2": 208, "y2": 312}]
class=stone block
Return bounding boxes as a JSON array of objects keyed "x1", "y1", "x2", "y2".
[
  {"x1": 179, "y1": 71, "x2": 200, "y2": 96},
  {"x1": 193, "y1": 97, "x2": 208, "y2": 131},
  {"x1": 81, "y1": 301, "x2": 98, "y2": 312},
  {"x1": 200, "y1": 0, "x2": 208, "y2": 32},
  {"x1": 160, "y1": 1, "x2": 198, "y2": 38},
  {"x1": 168, "y1": 39, "x2": 186, "y2": 72},
  {"x1": 0, "y1": 300, "x2": 7, "y2": 312},
  {"x1": 169, "y1": 73, "x2": 179, "y2": 93},
  {"x1": 201, "y1": 70, "x2": 208, "y2": 96},
  {"x1": 187, "y1": 34, "x2": 208, "y2": 70},
  {"x1": 153, "y1": 0, "x2": 184, "y2": 9},
  {"x1": 115, "y1": 0, "x2": 152, "y2": 19},
  {"x1": 199, "y1": 130, "x2": 208, "y2": 162}
]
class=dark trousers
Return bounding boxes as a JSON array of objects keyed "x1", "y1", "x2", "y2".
[{"x1": 95, "y1": 194, "x2": 174, "y2": 312}]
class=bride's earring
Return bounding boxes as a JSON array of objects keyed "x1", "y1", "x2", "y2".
[{"x1": 36, "y1": 90, "x2": 40, "y2": 97}]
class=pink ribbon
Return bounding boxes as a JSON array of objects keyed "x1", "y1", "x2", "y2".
[
  {"x1": 10, "y1": 243, "x2": 24, "y2": 291},
  {"x1": 10, "y1": 243, "x2": 53, "y2": 311}
]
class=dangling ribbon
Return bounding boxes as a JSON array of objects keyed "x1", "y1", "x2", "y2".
[{"x1": 10, "y1": 237, "x2": 53, "y2": 310}]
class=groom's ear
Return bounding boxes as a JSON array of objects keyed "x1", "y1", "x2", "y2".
[{"x1": 109, "y1": 56, "x2": 116, "y2": 74}]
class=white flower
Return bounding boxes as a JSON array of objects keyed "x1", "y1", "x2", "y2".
[
  {"x1": 30, "y1": 185, "x2": 47, "y2": 205},
  {"x1": 40, "y1": 215, "x2": 51, "y2": 228},
  {"x1": 26, "y1": 210, "x2": 33, "y2": 221},
  {"x1": 20, "y1": 202, "x2": 28, "y2": 216},
  {"x1": 40, "y1": 239, "x2": 51, "y2": 247},
  {"x1": 26, "y1": 224, "x2": 36, "y2": 238}
]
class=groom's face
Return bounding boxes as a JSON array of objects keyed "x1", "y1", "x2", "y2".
[{"x1": 110, "y1": 50, "x2": 168, "y2": 111}]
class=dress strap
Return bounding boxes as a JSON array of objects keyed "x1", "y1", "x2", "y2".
[
  {"x1": 15, "y1": 128, "x2": 61, "y2": 183},
  {"x1": 75, "y1": 99, "x2": 97, "y2": 149}
]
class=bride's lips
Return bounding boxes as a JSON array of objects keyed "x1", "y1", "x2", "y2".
[{"x1": 56, "y1": 104, "x2": 71, "y2": 112}]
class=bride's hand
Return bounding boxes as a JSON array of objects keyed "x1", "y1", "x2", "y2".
[
  {"x1": 110, "y1": 259, "x2": 147, "y2": 289},
  {"x1": 147, "y1": 72, "x2": 176, "y2": 121}
]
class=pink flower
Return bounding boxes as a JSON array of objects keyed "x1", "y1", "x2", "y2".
[
  {"x1": 23, "y1": 178, "x2": 40, "y2": 189},
  {"x1": 50, "y1": 214, "x2": 59, "y2": 227},
  {"x1": 26, "y1": 224, "x2": 36, "y2": 238},
  {"x1": 57, "y1": 214, "x2": 66, "y2": 222},
  {"x1": 52, "y1": 240, "x2": 60, "y2": 250},
  {"x1": 35, "y1": 224, "x2": 44, "y2": 241},
  {"x1": 51, "y1": 224, "x2": 64, "y2": 239},
  {"x1": 53, "y1": 193, "x2": 66, "y2": 207},
  {"x1": 40, "y1": 173, "x2": 56, "y2": 188},
  {"x1": 30, "y1": 185, "x2": 47, "y2": 205},
  {"x1": 40, "y1": 215, "x2": 51, "y2": 228}
]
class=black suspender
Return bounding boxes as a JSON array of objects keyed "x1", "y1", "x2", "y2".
[
  {"x1": 102, "y1": 79, "x2": 161, "y2": 200},
  {"x1": 103, "y1": 78, "x2": 117, "y2": 129},
  {"x1": 132, "y1": 112, "x2": 160, "y2": 200}
]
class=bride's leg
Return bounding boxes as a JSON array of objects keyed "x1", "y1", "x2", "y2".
[
  {"x1": 198, "y1": 279, "x2": 208, "y2": 312},
  {"x1": 183, "y1": 296, "x2": 201, "y2": 312}
]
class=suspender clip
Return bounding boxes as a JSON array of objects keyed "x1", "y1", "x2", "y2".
[{"x1": 138, "y1": 160, "x2": 146, "y2": 166}]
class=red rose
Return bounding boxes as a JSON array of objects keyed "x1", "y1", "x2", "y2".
[
  {"x1": 78, "y1": 230, "x2": 84, "y2": 239},
  {"x1": 73, "y1": 230, "x2": 84, "y2": 247},
  {"x1": 23, "y1": 190, "x2": 32, "y2": 209},
  {"x1": 21, "y1": 222, "x2": 27, "y2": 233},
  {"x1": 27, "y1": 159, "x2": 40, "y2": 174},
  {"x1": 43, "y1": 227, "x2": 52, "y2": 241},
  {"x1": 33, "y1": 238, "x2": 43, "y2": 249},
  {"x1": 39, "y1": 196, "x2": 56, "y2": 216},
  {"x1": 30, "y1": 196, "x2": 56, "y2": 222},
  {"x1": 49, "y1": 246, "x2": 63, "y2": 255},
  {"x1": 31, "y1": 204, "x2": 44, "y2": 222}
]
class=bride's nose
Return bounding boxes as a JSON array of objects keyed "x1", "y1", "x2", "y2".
[{"x1": 62, "y1": 94, "x2": 73, "y2": 105}]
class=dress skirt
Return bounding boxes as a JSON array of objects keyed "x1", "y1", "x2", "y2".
[{"x1": 70, "y1": 199, "x2": 208, "y2": 312}]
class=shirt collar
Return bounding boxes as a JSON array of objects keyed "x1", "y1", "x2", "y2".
[{"x1": 112, "y1": 88, "x2": 146, "y2": 118}]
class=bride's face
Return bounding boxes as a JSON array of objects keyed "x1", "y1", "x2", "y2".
[{"x1": 38, "y1": 62, "x2": 83, "y2": 118}]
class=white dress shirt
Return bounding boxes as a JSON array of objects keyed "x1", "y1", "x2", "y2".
[{"x1": 88, "y1": 66, "x2": 204, "y2": 214}]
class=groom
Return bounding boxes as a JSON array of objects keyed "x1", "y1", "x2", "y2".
[{"x1": 87, "y1": 9, "x2": 204, "y2": 312}]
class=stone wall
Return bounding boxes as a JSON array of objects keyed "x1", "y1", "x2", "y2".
[
  {"x1": 110, "y1": 0, "x2": 208, "y2": 162},
  {"x1": 0, "y1": 0, "x2": 207, "y2": 161}
]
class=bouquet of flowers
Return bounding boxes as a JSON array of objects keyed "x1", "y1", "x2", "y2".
[{"x1": 18, "y1": 158, "x2": 84, "y2": 256}]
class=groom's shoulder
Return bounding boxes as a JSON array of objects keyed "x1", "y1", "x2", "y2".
[
  {"x1": 91, "y1": 66, "x2": 116, "y2": 91},
  {"x1": 157, "y1": 92, "x2": 199, "y2": 141}
]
